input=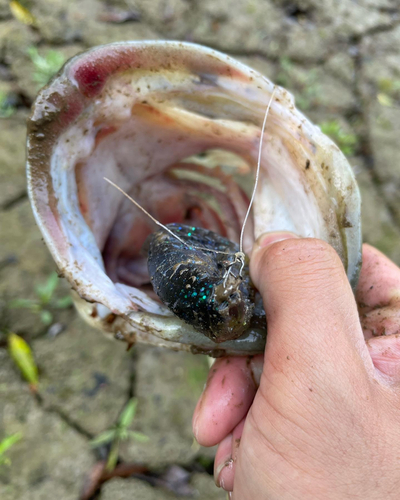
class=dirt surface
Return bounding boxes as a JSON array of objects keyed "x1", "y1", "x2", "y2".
[{"x1": 1, "y1": 0, "x2": 400, "y2": 499}]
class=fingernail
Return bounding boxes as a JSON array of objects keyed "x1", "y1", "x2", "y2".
[
  {"x1": 215, "y1": 458, "x2": 233, "y2": 488},
  {"x1": 256, "y1": 231, "x2": 299, "y2": 249},
  {"x1": 249, "y1": 356, "x2": 264, "y2": 386},
  {"x1": 192, "y1": 410, "x2": 201, "y2": 440},
  {"x1": 192, "y1": 395, "x2": 204, "y2": 440}
]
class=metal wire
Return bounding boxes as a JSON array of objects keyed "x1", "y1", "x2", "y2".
[{"x1": 239, "y1": 86, "x2": 276, "y2": 254}]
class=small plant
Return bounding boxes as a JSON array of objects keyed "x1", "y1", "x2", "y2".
[
  {"x1": 0, "y1": 433, "x2": 22, "y2": 467},
  {"x1": 319, "y1": 120, "x2": 358, "y2": 157},
  {"x1": 275, "y1": 56, "x2": 292, "y2": 89},
  {"x1": 275, "y1": 57, "x2": 321, "y2": 111},
  {"x1": 9, "y1": 1, "x2": 36, "y2": 26},
  {"x1": 8, "y1": 332, "x2": 39, "y2": 391},
  {"x1": 0, "y1": 91, "x2": 16, "y2": 118},
  {"x1": 377, "y1": 78, "x2": 400, "y2": 106},
  {"x1": 91, "y1": 398, "x2": 148, "y2": 471},
  {"x1": 27, "y1": 47, "x2": 65, "y2": 88},
  {"x1": 9, "y1": 272, "x2": 73, "y2": 326}
]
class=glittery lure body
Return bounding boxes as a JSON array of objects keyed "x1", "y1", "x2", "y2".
[{"x1": 148, "y1": 224, "x2": 255, "y2": 343}]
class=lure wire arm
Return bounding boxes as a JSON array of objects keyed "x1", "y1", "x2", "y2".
[
  {"x1": 239, "y1": 86, "x2": 276, "y2": 255},
  {"x1": 223, "y1": 87, "x2": 276, "y2": 291}
]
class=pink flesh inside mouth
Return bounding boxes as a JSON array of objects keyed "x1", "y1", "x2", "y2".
[
  {"x1": 78, "y1": 151, "x2": 254, "y2": 297},
  {"x1": 71, "y1": 94, "x2": 259, "y2": 304}
]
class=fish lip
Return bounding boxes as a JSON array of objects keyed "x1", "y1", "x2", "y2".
[{"x1": 26, "y1": 41, "x2": 362, "y2": 354}]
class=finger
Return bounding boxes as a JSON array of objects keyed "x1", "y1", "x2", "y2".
[
  {"x1": 231, "y1": 238, "x2": 377, "y2": 500},
  {"x1": 357, "y1": 244, "x2": 400, "y2": 311},
  {"x1": 215, "y1": 419, "x2": 245, "y2": 492},
  {"x1": 367, "y1": 335, "x2": 400, "y2": 379},
  {"x1": 360, "y1": 305, "x2": 400, "y2": 339},
  {"x1": 192, "y1": 357, "x2": 261, "y2": 447},
  {"x1": 357, "y1": 244, "x2": 400, "y2": 339},
  {"x1": 250, "y1": 236, "x2": 375, "y2": 386},
  {"x1": 361, "y1": 246, "x2": 400, "y2": 379},
  {"x1": 193, "y1": 232, "x2": 296, "y2": 448},
  {"x1": 214, "y1": 433, "x2": 233, "y2": 489}
]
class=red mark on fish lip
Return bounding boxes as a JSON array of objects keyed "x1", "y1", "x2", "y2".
[
  {"x1": 71, "y1": 49, "x2": 137, "y2": 98},
  {"x1": 73, "y1": 62, "x2": 108, "y2": 98}
]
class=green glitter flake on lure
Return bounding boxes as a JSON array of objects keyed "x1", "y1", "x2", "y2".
[{"x1": 147, "y1": 223, "x2": 255, "y2": 343}]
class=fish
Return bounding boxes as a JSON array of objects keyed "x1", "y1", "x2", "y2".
[{"x1": 26, "y1": 41, "x2": 362, "y2": 357}]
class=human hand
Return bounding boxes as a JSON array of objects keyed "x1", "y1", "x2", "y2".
[{"x1": 193, "y1": 234, "x2": 400, "y2": 499}]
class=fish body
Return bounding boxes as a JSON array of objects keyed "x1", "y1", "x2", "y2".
[{"x1": 26, "y1": 41, "x2": 361, "y2": 356}]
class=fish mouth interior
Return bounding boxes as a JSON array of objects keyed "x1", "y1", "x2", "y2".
[
  {"x1": 31, "y1": 44, "x2": 359, "y2": 320},
  {"x1": 47, "y1": 67, "x2": 279, "y2": 315},
  {"x1": 96, "y1": 149, "x2": 255, "y2": 294},
  {"x1": 26, "y1": 42, "x2": 360, "y2": 352},
  {"x1": 49, "y1": 76, "x2": 324, "y2": 315}
]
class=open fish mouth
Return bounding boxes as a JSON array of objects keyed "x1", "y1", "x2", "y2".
[{"x1": 26, "y1": 41, "x2": 361, "y2": 356}]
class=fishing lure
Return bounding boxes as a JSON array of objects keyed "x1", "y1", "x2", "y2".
[{"x1": 147, "y1": 224, "x2": 254, "y2": 343}]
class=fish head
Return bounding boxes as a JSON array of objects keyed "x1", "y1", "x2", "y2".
[{"x1": 26, "y1": 41, "x2": 361, "y2": 356}]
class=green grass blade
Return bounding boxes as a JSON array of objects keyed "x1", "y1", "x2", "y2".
[
  {"x1": 8, "y1": 298, "x2": 38, "y2": 309},
  {"x1": 8, "y1": 333, "x2": 39, "y2": 388},
  {"x1": 118, "y1": 398, "x2": 138, "y2": 429},
  {"x1": 0, "y1": 433, "x2": 22, "y2": 455},
  {"x1": 35, "y1": 272, "x2": 59, "y2": 304},
  {"x1": 128, "y1": 431, "x2": 149, "y2": 443},
  {"x1": 53, "y1": 295, "x2": 73, "y2": 309},
  {"x1": 90, "y1": 429, "x2": 116, "y2": 448}
]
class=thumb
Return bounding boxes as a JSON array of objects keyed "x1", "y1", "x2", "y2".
[{"x1": 250, "y1": 235, "x2": 375, "y2": 386}]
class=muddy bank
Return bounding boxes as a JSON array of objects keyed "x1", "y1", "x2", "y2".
[{"x1": 1, "y1": 0, "x2": 400, "y2": 498}]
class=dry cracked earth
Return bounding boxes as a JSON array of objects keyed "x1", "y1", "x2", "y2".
[{"x1": 1, "y1": 0, "x2": 400, "y2": 498}]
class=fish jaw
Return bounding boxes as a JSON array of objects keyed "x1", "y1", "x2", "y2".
[{"x1": 26, "y1": 41, "x2": 361, "y2": 355}]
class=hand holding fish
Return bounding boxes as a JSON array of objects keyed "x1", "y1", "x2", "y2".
[{"x1": 193, "y1": 234, "x2": 400, "y2": 499}]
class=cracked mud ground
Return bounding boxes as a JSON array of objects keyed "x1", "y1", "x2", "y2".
[{"x1": 1, "y1": 0, "x2": 400, "y2": 499}]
